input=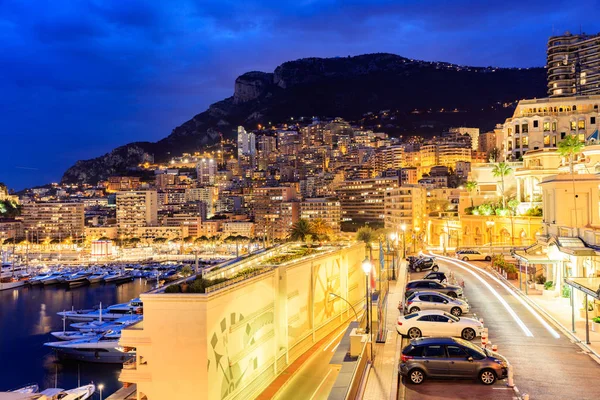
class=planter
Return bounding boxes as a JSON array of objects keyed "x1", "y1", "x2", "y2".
[
  {"x1": 542, "y1": 289, "x2": 556, "y2": 299},
  {"x1": 534, "y1": 283, "x2": 545, "y2": 291},
  {"x1": 592, "y1": 322, "x2": 600, "y2": 332},
  {"x1": 506, "y1": 272, "x2": 518, "y2": 280},
  {"x1": 579, "y1": 308, "x2": 598, "y2": 319}
]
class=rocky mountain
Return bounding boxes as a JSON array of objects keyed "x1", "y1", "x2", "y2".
[{"x1": 61, "y1": 53, "x2": 547, "y2": 184}]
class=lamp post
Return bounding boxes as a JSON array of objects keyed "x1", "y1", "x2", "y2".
[
  {"x1": 389, "y1": 233, "x2": 397, "y2": 281},
  {"x1": 98, "y1": 384, "x2": 104, "y2": 400},
  {"x1": 486, "y1": 220, "x2": 495, "y2": 266},
  {"x1": 361, "y1": 257, "x2": 373, "y2": 360},
  {"x1": 401, "y1": 224, "x2": 407, "y2": 259},
  {"x1": 329, "y1": 293, "x2": 360, "y2": 325}
]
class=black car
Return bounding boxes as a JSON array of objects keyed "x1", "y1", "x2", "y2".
[
  {"x1": 423, "y1": 271, "x2": 447, "y2": 283},
  {"x1": 410, "y1": 257, "x2": 438, "y2": 272}
]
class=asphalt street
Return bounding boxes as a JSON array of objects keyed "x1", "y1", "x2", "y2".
[{"x1": 402, "y1": 254, "x2": 600, "y2": 400}]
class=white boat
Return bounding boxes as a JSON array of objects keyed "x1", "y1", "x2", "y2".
[
  {"x1": 32, "y1": 384, "x2": 95, "y2": 400},
  {"x1": 0, "y1": 263, "x2": 28, "y2": 279},
  {"x1": 0, "y1": 277, "x2": 28, "y2": 291},
  {"x1": 70, "y1": 314, "x2": 142, "y2": 332},
  {"x1": 103, "y1": 272, "x2": 133, "y2": 284},
  {"x1": 40, "y1": 273, "x2": 65, "y2": 286},
  {"x1": 50, "y1": 329, "x2": 121, "y2": 341},
  {"x1": 57, "y1": 299, "x2": 143, "y2": 322},
  {"x1": 9, "y1": 384, "x2": 38, "y2": 393},
  {"x1": 63, "y1": 272, "x2": 91, "y2": 288},
  {"x1": 86, "y1": 273, "x2": 107, "y2": 284},
  {"x1": 45, "y1": 336, "x2": 135, "y2": 364}
]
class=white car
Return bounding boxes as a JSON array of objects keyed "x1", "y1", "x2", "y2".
[
  {"x1": 404, "y1": 291, "x2": 470, "y2": 316},
  {"x1": 396, "y1": 310, "x2": 483, "y2": 341},
  {"x1": 456, "y1": 249, "x2": 491, "y2": 261}
]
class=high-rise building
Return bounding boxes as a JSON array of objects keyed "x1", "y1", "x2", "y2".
[
  {"x1": 449, "y1": 127, "x2": 479, "y2": 150},
  {"x1": 478, "y1": 131, "x2": 497, "y2": 154},
  {"x1": 336, "y1": 176, "x2": 400, "y2": 225},
  {"x1": 547, "y1": 32, "x2": 600, "y2": 97},
  {"x1": 196, "y1": 158, "x2": 217, "y2": 185},
  {"x1": 299, "y1": 198, "x2": 342, "y2": 233},
  {"x1": 237, "y1": 126, "x2": 256, "y2": 158},
  {"x1": 384, "y1": 185, "x2": 426, "y2": 231},
  {"x1": 252, "y1": 186, "x2": 298, "y2": 240},
  {"x1": 21, "y1": 202, "x2": 85, "y2": 240},
  {"x1": 116, "y1": 191, "x2": 158, "y2": 238}
]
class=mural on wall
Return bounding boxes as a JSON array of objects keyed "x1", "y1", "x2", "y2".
[
  {"x1": 286, "y1": 266, "x2": 312, "y2": 346},
  {"x1": 208, "y1": 306, "x2": 275, "y2": 400},
  {"x1": 313, "y1": 258, "x2": 342, "y2": 326}
]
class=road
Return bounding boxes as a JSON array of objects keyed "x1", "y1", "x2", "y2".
[
  {"x1": 272, "y1": 325, "x2": 348, "y2": 400},
  {"x1": 403, "y1": 254, "x2": 600, "y2": 400}
]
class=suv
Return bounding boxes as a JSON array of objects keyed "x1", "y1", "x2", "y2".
[
  {"x1": 456, "y1": 249, "x2": 491, "y2": 261},
  {"x1": 399, "y1": 337, "x2": 508, "y2": 385},
  {"x1": 410, "y1": 257, "x2": 439, "y2": 273},
  {"x1": 405, "y1": 279, "x2": 463, "y2": 298},
  {"x1": 404, "y1": 291, "x2": 469, "y2": 316}
]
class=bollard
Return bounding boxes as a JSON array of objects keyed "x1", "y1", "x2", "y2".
[{"x1": 507, "y1": 364, "x2": 515, "y2": 388}]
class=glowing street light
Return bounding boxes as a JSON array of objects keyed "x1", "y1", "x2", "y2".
[
  {"x1": 361, "y1": 257, "x2": 373, "y2": 360},
  {"x1": 98, "y1": 384, "x2": 104, "y2": 400},
  {"x1": 401, "y1": 224, "x2": 407, "y2": 259}
]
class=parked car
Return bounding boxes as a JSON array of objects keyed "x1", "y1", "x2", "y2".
[
  {"x1": 407, "y1": 256, "x2": 422, "y2": 268},
  {"x1": 404, "y1": 291, "x2": 469, "y2": 316},
  {"x1": 399, "y1": 337, "x2": 508, "y2": 385},
  {"x1": 456, "y1": 249, "x2": 491, "y2": 261},
  {"x1": 405, "y1": 279, "x2": 463, "y2": 298},
  {"x1": 396, "y1": 310, "x2": 482, "y2": 340},
  {"x1": 410, "y1": 257, "x2": 439, "y2": 272},
  {"x1": 423, "y1": 271, "x2": 447, "y2": 283}
]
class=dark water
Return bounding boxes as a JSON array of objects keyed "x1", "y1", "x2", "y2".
[{"x1": 0, "y1": 279, "x2": 150, "y2": 397}]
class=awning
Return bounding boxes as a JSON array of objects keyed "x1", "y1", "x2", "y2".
[
  {"x1": 512, "y1": 251, "x2": 557, "y2": 264},
  {"x1": 557, "y1": 237, "x2": 597, "y2": 256},
  {"x1": 587, "y1": 129, "x2": 599, "y2": 142},
  {"x1": 565, "y1": 277, "x2": 600, "y2": 300}
]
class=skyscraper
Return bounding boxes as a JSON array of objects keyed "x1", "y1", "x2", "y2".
[
  {"x1": 196, "y1": 158, "x2": 216, "y2": 185},
  {"x1": 547, "y1": 32, "x2": 600, "y2": 97},
  {"x1": 237, "y1": 126, "x2": 256, "y2": 158}
]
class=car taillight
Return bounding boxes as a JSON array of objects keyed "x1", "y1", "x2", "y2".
[
  {"x1": 401, "y1": 354, "x2": 413, "y2": 362},
  {"x1": 397, "y1": 321, "x2": 403, "y2": 326},
  {"x1": 407, "y1": 301, "x2": 412, "y2": 305}
]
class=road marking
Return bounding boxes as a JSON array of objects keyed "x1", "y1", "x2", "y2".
[
  {"x1": 331, "y1": 343, "x2": 340, "y2": 353},
  {"x1": 442, "y1": 254, "x2": 561, "y2": 339},
  {"x1": 309, "y1": 368, "x2": 333, "y2": 400},
  {"x1": 323, "y1": 328, "x2": 347, "y2": 352},
  {"x1": 430, "y1": 254, "x2": 533, "y2": 337}
]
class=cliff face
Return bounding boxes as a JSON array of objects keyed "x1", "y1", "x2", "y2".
[{"x1": 61, "y1": 53, "x2": 547, "y2": 184}]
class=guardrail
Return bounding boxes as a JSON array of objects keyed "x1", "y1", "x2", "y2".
[{"x1": 204, "y1": 267, "x2": 275, "y2": 293}]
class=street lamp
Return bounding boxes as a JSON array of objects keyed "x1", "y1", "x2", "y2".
[
  {"x1": 389, "y1": 233, "x2": 398, "y2": 280},
  {"x1": 329, "y1": 292, "x2": 360, "y2": 326},
  {"x1": 401, "y1": 224, "x2": 407, "y2": 259},
  {"x1": 486, "y1": 220, "x2": 495, "y2": 264},
  {"x1": 98, "y1": 384, "x2": 104, "y2": 400}
]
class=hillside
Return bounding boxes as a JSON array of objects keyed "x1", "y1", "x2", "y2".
[{"x1": 61, "y1": 53, "x2": 546, "y2": 184}]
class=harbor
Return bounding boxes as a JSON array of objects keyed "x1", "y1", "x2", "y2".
[{"x1": 0, "y1": 276, "x2": 148, "y2": 397}]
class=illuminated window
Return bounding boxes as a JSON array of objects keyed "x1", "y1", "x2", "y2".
[
  {"x1": 552, "y1": 122, "x2": 557, "y2": 131},
  {"x1": 571, "y1": 121, "x2": 577, "y2": 130},
  {"x1": 543, "y1": 122, "x2": 550, "y2": 132},
  {"x1": 544, "y1": 135, "x2": 550, "y2": 145},
  {"x1": 522, "y1": 137, "x2": 529, "y2": 147},
  {"x1": 578, "y1": 133, "x2": 585, "y2": 142},
  {"x1": 578, "y1": 120, "x2": 585, "y2": 129}
]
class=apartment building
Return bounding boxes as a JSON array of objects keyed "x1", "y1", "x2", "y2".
[
  {"x1": 196, "y1": 158, "x2": 217, "y2": 185},
  {"x1": 299, "y1": 198, "x2": 342, "y2": 233},
  {"x1": 21, "y1": 202, "x2": 85, "y2": 240},
  {"x1": 116, "y1": 191, "x2": 158, "y2": 238},
  {"x1": 336, "y1": 176, "x2": 399, "y2": 225},
  {"x1": 384, "y1": 185, "x2": 426, "y2": 231},
  {"x1": 449, "y1": 127, "x2": 479, "y2": 150},
  {"x1": 547, "y1": 32, "x2": 600, "y2": 97},
  {"x1": 107, "y1": 176, "x2": 141, "y2": 192},
  {"x1": 252, "y1": 186, "x2": 298, "y2": 240}
]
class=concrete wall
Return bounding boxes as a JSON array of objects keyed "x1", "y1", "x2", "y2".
[{"x1": 120, "y1": 243, "x2": 365, "y2": 400}]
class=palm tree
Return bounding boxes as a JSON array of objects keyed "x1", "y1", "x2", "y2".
[
  {"x1": 289, "y1": 219, "x2": 312, "y2": 241},
  {"x1": 558, "y1": 134, "x2": 585, "y2": 229},
  {"x1": 311, "y1": 219, "x2": 333, "y2": 243},
  {"x1": 356, "y1": 226, "x2": 375, "y2": 259},
  {"x1": 465, "y1": 180, "x2": 478, "y2": 208},
  {"x1": 492, "y1": 162, "x2": 513, "y2": 209}
]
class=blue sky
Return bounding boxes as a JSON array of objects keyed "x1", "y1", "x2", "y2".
[{"x1": 1, "y1": 0, "x2": 598, "y2": 190}]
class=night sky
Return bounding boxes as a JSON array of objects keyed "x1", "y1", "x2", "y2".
[{"x1": 1, "y1": 0, "x2": 599, "y2": 190}]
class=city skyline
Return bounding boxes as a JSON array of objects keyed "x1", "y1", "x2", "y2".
[{"x1": 2, "y1": 0, "x2": 600, "y2": 190}]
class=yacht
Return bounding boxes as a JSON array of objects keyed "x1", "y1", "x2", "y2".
[
  {"x1": 45, "y1": 336, "x2": 135, "y2": 364},
  {"x1": 8, "y1": 384, "x2": 38, "y2": 394},
  {"x1": 57, "y1": 299, "x2": 143, "y2": 322},
  {"x1": 103, "y1": 272, "x2": 133, "y2": 284},
  {"x1": 63, "y1": 271, "x2": 91, "y2": 288},
  {"x1": 40, "y1": 273, "x2": 65, "y2": 286},
  {"x1": 0, "y1": 276, "x2": 28, "y2": 291},
  {"x1": 70, "y1": 314, "x2": 142, "y2": 332},
  {"x1": 1, "y1": 263, "x2": 29, "y2": 279},
  {"x1": 86, "y1": 272, "x2": 107, "y2": 284},
  {"x1": 50, "y1": 329, "x2": 121, "y2": 341}
]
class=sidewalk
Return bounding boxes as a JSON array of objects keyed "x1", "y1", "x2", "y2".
[{"x1": 362, "y1": 261, "x2": 407, "y2": 400}]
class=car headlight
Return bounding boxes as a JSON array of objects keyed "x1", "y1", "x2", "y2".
[{"x1": 493, "y1": 358, "x2": 508, "y2": 367}]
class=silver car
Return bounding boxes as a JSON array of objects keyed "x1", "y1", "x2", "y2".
[
  {"x1": 405, "y1": 279, "x2": 464, "y2": 298},
  {"x1": 404, "y1": 291, "x2": 469, "y2": 316}
]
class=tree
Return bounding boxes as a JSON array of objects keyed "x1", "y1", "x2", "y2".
[
  {"x1": 465, "y1": 181, "x2": 478, "y2": 208},
  {"x1": 492, "y1": 162, "x2": 513, "y2": 209},
  {"x1": 153, "y1": 237, "x2": 167, "y2": 243},
  {"x1": 356, "y1": 226, "x2": 375, "y2": 259},
  {"x1": 508, "y1": 198, "x2": 520, "y2": 246},
  {"x1": 489, "y1": 147, "x2": 500, "y2": 163},
  {"x1": 558, "y1": 134, "x2": 585, "y2": 229},
  {"x1": 289, "y1": 219, "x2": 312, "y2": 241},
  {"x1": 311, "y1": 219, "x2": 333, "y2": 243},
  {"x1": 195, "y1": 235, "x2": 209, "y2": 244}
]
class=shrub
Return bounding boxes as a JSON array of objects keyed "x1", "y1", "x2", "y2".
[
  {"x1": 562, "y1": 285, "x2": 571, "y2": 298},
  {"x1": 504, "y1": 263, "x2": 517, "y2": 274},
  {"x1": 464, "y1": 206, "x2": 475, "y2": 215},
  {"x1": 180, "y1": 266, "x2": 193, "y2": 277},
  {"x1": 164, "y1": 284, "x2": 182, "y2": 293},
  {"x1": 544, "y1": 281, "x2": 554, "y2": 290},
  {"x1": 593, "y1": 316, "x2": 600, "y2": 324},
  {"x1": 535, "y1": 275, "x2": 546, "y2": 285}
]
